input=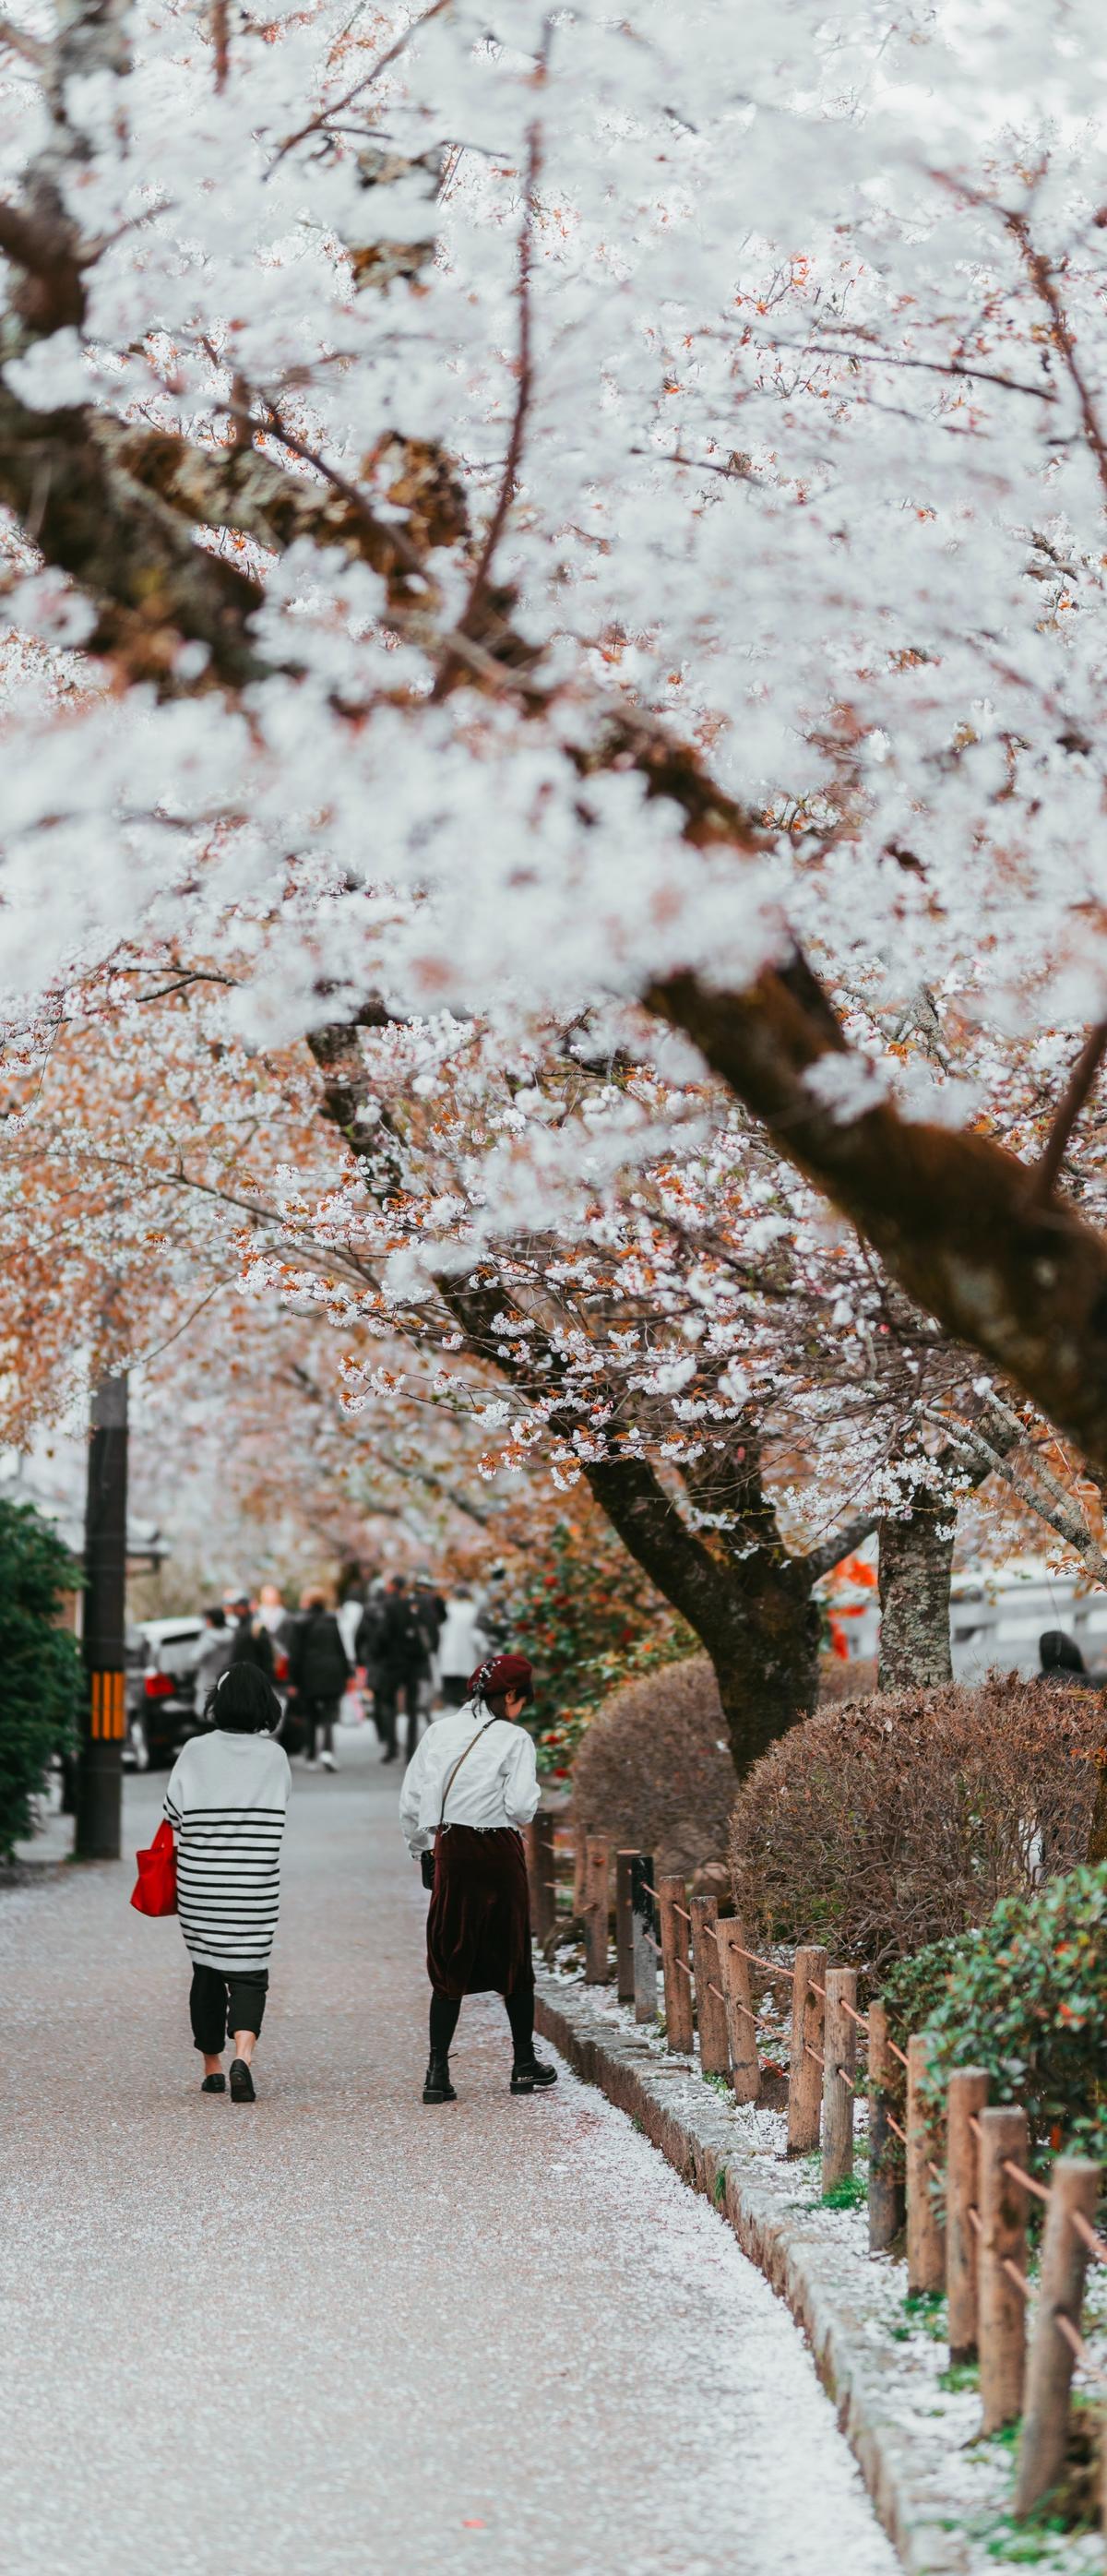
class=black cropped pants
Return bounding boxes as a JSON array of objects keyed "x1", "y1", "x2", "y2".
[{"x1": 189, "y1": 1964, "x2": 268, "y2": 2055}]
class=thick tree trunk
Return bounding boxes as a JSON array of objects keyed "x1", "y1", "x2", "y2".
[
  {"x1": 708, "y1": 1558, "x2": 821, "y2": 1776},
  {"x1": 877, "y1": 1497, "x2": 955, "y2": 1689}
]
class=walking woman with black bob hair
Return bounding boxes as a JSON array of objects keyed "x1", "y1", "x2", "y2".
[
  {"x1": 399, "y1": 1652, "x2": 557, "y2": 2104},
  {"x1": 164, "y1": 1662, "x2": 291, "y2": 2102}
]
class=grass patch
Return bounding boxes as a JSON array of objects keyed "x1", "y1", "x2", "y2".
[
  {"x1": 939, "y1": 2359, "x2": 981, "y2": 2393},
  {"x1": 821, "y1": 2172, "x2": 867, "y2": 2212}
]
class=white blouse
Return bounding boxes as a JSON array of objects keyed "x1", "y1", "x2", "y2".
[{"x1": 399, "y1": 1699, "x2": 541, "y2": 1855}]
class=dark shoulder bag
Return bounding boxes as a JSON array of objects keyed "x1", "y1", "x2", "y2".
[{"x1": 420, "y1": 1719, "x2": 496, "y2": 1889}]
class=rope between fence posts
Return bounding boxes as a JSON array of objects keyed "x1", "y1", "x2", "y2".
[
  {"x1": 804, "y1": 2043, "x2": 825, "y2": 2069},
  {"x1": 968, "y1": 2205, "x2": 982, "y2": 2236},
  {"x1": 1001, "y1": 2256, "x2": 1032, "y2": 2300},
  {"x1": 887, "y1": 2113, "x2": 908, "y2": 2146},
  {"x1": 1001, "y1": 2157, "x2": 1051, "y2": 2207},
  {"x1": 887, "y1": 2038, "x2": 910, "y2": 2070},
  {"x1": 1069, "y1": 2207, "x2": 1107, "y2": 2267},
  {"x1": 643, "y1": 1933, "x2": 662, "y2": 1955},
  {"x1": 731, "y1": 1944, "x2": 794, "y2": 1982},
  {"x1": 1052, "y1": 2312, "x2": 1107, "y2": 2388}
]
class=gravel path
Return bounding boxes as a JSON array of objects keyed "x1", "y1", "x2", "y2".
[{"x1": 0, "y1": 1730, "x2": 898, "y2": 2576}]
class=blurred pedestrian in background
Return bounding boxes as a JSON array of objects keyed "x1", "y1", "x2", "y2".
[
  {"x1": 226, "y1": 1591, "x2": 276, "y2": 1680},
  {"x1": 194, "y1": 1604, "x2": 233, "y2": 1709},
  {"x1": 412, "y1": 1570, "x2": 446, "y2": 1723},
  {"x1": 399, "y1": 1651, "x2": 556, "y2": 2105},
  {"x1": 164, "y1": 1663, "x2": 290, "y2": 2104},
  {"x1": 374, "y1": 1575, "x2": 429, "y2": 1765},
  {"x1": 287, "y1": 1586, "x2": 351, "y2": 1770},
  {"x1": 354, "y1": 1580, "x2": 387, "y2": 1699},
  {"x1": 437, "y1": 1585, "x2": 488, "y2": 1708}
]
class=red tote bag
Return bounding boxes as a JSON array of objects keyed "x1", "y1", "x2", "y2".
[{"x1": 130, "y1": 1818, "x2": 178, "y2": 1916}]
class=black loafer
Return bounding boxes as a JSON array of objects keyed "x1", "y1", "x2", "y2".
[
  {"x1": 423, "y1": 2055, "x2": 457, "y2": 2104},
  {"x1": 229, "y1": 2059, "x2": 256, "y2": 2103},
  {"x1": 510, "y1": 2057, "x2": 558, "y2": 2094},
  {"x1": 200, "y1": 2071, "x2": 226, "y2": 2094}
]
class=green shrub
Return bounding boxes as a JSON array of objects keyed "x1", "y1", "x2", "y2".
[
  {"x1": 884, "y1": 1866, "x2": 1107, "y2": 2170},
  {"x1": 507, "y1": 1514, "x2": 694, "y2": 1777},
  {"x1": 0, "y1": 1500, "x2": 81, "y2": 1861}
]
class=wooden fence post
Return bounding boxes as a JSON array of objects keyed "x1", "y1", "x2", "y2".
[
  {"x1": 718, "y1": 1921, "x2": 760, "y2": 2104},
  {"x1": 979, "y1": 2105, "x2": 1030, "y2": 2434},
  {"x1": 946, "y1": 2068, "x2": 989, "y2": 2363},
  {"x1": 583, "y1": 1837, "x2": 611, "y2": 1982},
  {"x1": 530, "y1": 1812, "x2": 557, "y2": 1947},
  {"x1": 572, "y1": 1810, "x2": 588, "y2": 1919},
  {"x1": 631, "y1": 1854, "x2": 658, "y2": 2024},
  {"x1": 867, "y1": 2001, "x2": 905, "y2": 2253},
  {"x1": 787, "y1": 1945, "x2": 827, "y2": 2155},
  {"x1": 690, "y1": 1896, "x2": 731, "y2": 2078},
  {"x1": 1014, "y1": 2157, "x2": 1100, "y2": 2520},
  {"x1": 658, "y1": 1875, "x2": 694, "y2": 2053},
  {"x1": 821, "y1": 1967, "x2": 857, "y2": 2194},
  {"x1": 615, "y1": 1852, "x2": 637, "y2": 2002},
  {"x1": 906, "y1": 2033, "x2": 946, "y2": 2296}
]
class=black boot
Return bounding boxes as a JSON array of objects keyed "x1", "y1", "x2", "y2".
[
  {"x1": 423, "y1": 2054, "x2": 457, "y2": 2105},
  {"x1": 510, "y1": 2054, "x2": 558, "y2": 2094}
]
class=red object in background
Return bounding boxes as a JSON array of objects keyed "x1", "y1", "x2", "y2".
[
  {"x1": 274, "y1": 1650, "x2": 289, "y2": 1682},
  {"x1": 144, "y1": 1669, "x2": 174, "y2": 1700},
  {"x1": 130, "y1": 1819, "x2": 178, "y2": 1916}
]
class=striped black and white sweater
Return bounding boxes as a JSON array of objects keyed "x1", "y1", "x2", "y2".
[{"x1": 164, "y1": 1730, "x2": 291, "y2": 1972}]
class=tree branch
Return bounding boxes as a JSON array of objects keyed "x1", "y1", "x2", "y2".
[
  {"x1": 646, "y1": 958, "x2": 1107, "y2": 1477},
  {"x1": 1026, "y1": 1020, "x2": 1107, "y2": 1208}
]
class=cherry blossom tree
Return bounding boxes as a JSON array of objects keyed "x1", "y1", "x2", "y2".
[{"x1": 4, "y1": 0, "x2": 1107, "y2": 1741}]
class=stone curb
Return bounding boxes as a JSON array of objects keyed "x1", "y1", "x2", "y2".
[{"x1": 535, "y1": 1971, "x2": 970, "y2": 2576}]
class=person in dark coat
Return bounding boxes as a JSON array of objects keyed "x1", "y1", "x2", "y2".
[
  {"x1": 287, "y1": 1587, "x2": 351, "y2": 1770},
  {"x1": 1039, "y1": 1630, "x2": 1101, "y2": 1685},
  {"x1": 374, "y1": 1575, "x2": 429, "y2": 1766},
  {"x1": 228, "y1": 1594, "x2": 276, "y2": 1681}
]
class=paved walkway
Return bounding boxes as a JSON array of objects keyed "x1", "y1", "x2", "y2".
[{"x1": 0, "y1": 1730, "x2": 898, "y2": 2576}]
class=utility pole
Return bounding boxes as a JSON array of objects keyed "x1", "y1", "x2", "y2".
[{"x1": 76, "y1": 1371, "x2": 128, "y2": 1860}]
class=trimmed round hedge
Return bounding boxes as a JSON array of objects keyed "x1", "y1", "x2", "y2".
[
  {"x1": 729, "y1": 1674, "x2": 1106, "y2": 1974},
  {"x1": 571, "y1": 1653, "x2": 738, "y2": 1878}
]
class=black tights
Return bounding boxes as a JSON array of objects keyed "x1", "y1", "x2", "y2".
[{"x1": 429, "y1": 1984, "x2": 534, "y2": 2062}]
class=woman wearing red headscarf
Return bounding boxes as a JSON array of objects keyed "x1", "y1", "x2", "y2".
[{"x1": 399, "y1": 1651, "x2": 558, "y2": 2104}]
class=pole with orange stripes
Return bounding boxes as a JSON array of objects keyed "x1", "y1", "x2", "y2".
[{"x1": 76, "y1": 1371, "x2": 128, "y2": 1860}]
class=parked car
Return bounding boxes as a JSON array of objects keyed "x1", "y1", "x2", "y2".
[{"x1": 124, "y1": 1616, "x2": 207, "y2": 1771}]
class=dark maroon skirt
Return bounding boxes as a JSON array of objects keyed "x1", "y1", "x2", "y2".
[{"x1": 426, "y1": 1824, "x2": 532, "y2": 2000}]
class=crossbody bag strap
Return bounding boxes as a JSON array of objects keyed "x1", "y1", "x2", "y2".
[{"x1": 437, "y1": 1718, "x2": 497, "y2": 1831}]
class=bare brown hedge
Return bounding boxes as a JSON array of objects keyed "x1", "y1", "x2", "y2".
[
  {"x1": 573, "y1": 1654, "x2": 738, "y2": 1878},
  {"x1": 729, "y1": 1676, "x2": 1106, "y2": 1975}
]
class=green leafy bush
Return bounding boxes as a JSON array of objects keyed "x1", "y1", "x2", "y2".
[
  {"x1": 506, "y1": 1514, "x2": 693, "y2": 1777},
  {"x1": 883, "y1": 1866, "x2": 1107, "y2": 2169},
  {"x1": 0, "y1": 1500, "x2": 81, "y2": 1861}
]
